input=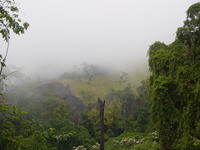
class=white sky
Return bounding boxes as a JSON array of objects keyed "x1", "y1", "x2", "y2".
[{"x1": 2, "y1": 0, "x2": 199, "y2": 78}]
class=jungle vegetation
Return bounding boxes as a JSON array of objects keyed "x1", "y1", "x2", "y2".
[{"x1": 0, "y1": 1, "x2": 199, "y2": 150}]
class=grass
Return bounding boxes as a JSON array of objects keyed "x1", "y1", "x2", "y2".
[{"x1": 60, "y1": 74, "x2": 122, "y2": 104}]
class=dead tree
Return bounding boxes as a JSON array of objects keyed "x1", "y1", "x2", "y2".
[{"x1": 98, "y1": 97, "x2": 105, "y2": 150}]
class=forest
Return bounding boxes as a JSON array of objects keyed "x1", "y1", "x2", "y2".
[{"x1": 0, "y1": 1, "x2": 200, "y2": 150}]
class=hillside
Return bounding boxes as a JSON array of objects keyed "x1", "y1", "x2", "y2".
[{"x1": 58, "y1": 64, "x2": 149, "y2": 105}]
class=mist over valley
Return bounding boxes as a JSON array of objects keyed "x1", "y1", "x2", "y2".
[{"x1": 0, "y1": 0, "x2": 199, "y2": 150}]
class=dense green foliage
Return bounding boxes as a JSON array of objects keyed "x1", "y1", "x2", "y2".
[
  {"x1": 148, "y1": 2, "x2": 200, "y2": 150},
  {"x1": 1, "y1": 66, "x2": 151, "y2": 149}
]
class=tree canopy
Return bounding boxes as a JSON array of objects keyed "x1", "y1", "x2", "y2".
[
  {"x1": 0, "y1": 0, "x2": 29, "y2": 41},
  {"x1": 0, "y1": 0, "x2": 29, "y2": 83},
  {"x1": 148, "y1": 2, "x2": 200, "y2": 150}
]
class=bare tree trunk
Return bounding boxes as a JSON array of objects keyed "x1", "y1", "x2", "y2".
[{"x1": 98, "y1": 97, "x2": 105, "y2": 150}]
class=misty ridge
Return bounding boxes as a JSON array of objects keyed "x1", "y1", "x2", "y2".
[{"x1": 4, "y1": 60, "x2": 148, "y2": 84}]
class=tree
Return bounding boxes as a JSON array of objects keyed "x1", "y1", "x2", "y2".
[
  {"x1": 176, "y1": 2, "x2": 200, "y2": 48},
  {"x1": 104, "y1": 99, "x2": 123, "y2": 137},
  {"x1": 0, "y1": 0, "x2": 29, "y2": 82},
  {"x1": 98, "y1": 98, "x2": 105, "y2": 150},
  {"x1": 41, "y1": 96, "x2": 71, "y2": 121},
  {"x1": 148, "y1": 2, "x2": 200, "y2": 149},
  {"x1": 0, "y1": 1, "x2": 29, "y2": 149}
]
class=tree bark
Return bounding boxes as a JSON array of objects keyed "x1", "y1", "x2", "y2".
[{"x1": 98, "y1": 97, "x2": 105, "y2": 150}]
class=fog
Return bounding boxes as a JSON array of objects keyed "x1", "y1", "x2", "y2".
[{"x1": 2, "y1": 0, "x2": 199, "y2": 79}]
